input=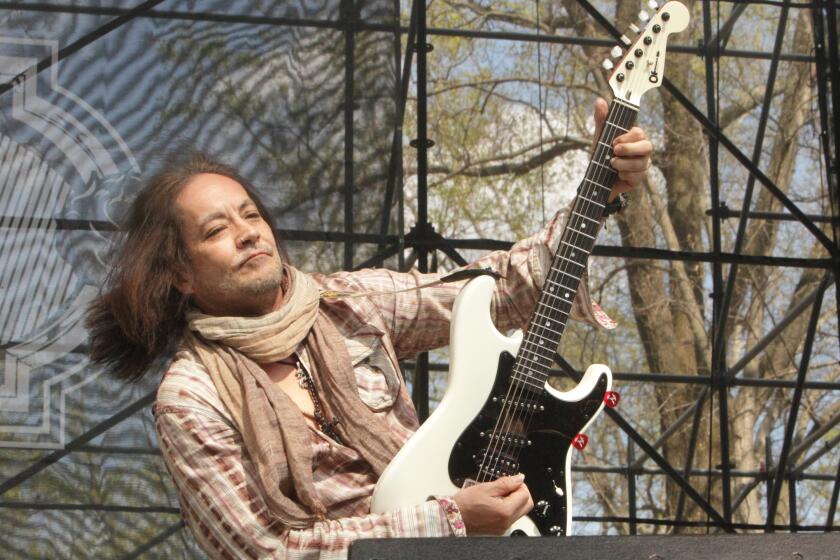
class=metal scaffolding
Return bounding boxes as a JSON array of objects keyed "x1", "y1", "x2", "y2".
[{"x1": 0, "y1": 0, "x2": 837, "y2": 555}]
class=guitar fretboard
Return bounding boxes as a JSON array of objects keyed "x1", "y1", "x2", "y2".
[{"x1": 511, "y1": 98, "x2": 639, "y2": 392}]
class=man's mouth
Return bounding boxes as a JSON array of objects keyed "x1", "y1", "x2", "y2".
[{"x1": 239, "y1": 251, "x2": 270, "y2": 267}]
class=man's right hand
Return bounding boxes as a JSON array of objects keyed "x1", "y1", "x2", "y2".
[{"x1": 452, "y1": 474, "x2": 534, "y2": 535}]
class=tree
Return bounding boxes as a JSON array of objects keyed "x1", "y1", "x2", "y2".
[{"x1": 412, "y1": 0, "x2": 837, "y2": 533}]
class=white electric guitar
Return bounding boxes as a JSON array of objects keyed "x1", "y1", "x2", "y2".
[{"x1": 372, "y1": 1, "x2": 689, "y2": 536}]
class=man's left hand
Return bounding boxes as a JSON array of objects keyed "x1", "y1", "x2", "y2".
[{"x1": 593, "y1": 97, "x2": 653, "y2": 202}]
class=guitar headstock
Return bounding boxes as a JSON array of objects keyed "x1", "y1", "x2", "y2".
[{"x1": 602, "y1": 1, "x2": 690, "y2": 106}]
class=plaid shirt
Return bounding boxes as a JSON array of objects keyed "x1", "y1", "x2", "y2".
[{"x1": 153, "y1": 207, "x2": 615, "y2": 560}]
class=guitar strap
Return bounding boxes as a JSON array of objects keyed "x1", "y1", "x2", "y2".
[{"x1": 319, "y1": 267, "x2": 502, "y2": 300}]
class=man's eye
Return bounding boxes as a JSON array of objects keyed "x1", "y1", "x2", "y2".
[
  {"x1": 246, "y1": 212, "x2": 260, "y2": 219},
  {"x1": 206, "y1": 227, "x2": 224, "y2": 238}
]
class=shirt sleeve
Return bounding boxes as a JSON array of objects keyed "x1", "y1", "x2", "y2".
[
  {"x1": 323, "y1": 205, "x2": 616, "y2": 360},
  {"x1": 154, "y1": 404, "x2": 466, "y2": 560}
]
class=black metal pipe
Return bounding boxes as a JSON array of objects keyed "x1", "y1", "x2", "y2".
[
  {"x1": 0, "y1": 391, "x2": 156, "y2": 497},
  {"x1": 0, "y1": 4, "x2": 816, "y2": 62},
  {"x1": 0, "y1": 502, "x2": 179, "y2": 513},
  {"x1": 379, "y1": 0, "x2": 417, "y2": 254},
  {"x1": 0, "y1": 0, "x2": 168, "y2": 97},
  {"x1": 627, "y1": 440, "x2": 637, "y2": 535},
  {"x1": 119, "y1": 521, "x2": 186, "y2": 560},
  {"x1": 554, "y1": 355, "x2": 731, "y2": 529},
  {"x1": 410, "y1": 0, "x2": 431, "y2": 420},
  {"x1": 576, "y1": 464, "x2": 836, "y2": 482},
  {"x1": 639, "y1": 276, "x2": 828, "y2": 472},
  {"x1": 412, "y1": 360, "x2": 840, "y2": 390},
  {"x1": 592, "y1": 245, "x2": 835, "y2": 268},
  {"x1": 792, "y1": 432, "x2": 840, "y2": 475},
  {"x1": 73, "y1": 445, "x2": 162, "y2": 456},
  {"x1": 12, "y1": 217, "x2": 839, "y2": 269},
  {"x1": 790, "y1": 410, "x2": 840, "y2": 474},
  {"x1": 675, "y1": 385, "x2": 707, "y2": 525},
  {"x1": 766, "y1": 274, "x2": 830, "y2": 529},
  {"x1": 343, "y1": 0, "x2": 356, "y2": 270},
  {"x1": 625, "y1": 277, "x2": 827, "y2": 471},
  {"x1": 602, "y1": 407, "x2": 731, "y2": 530},
  {"x1": 414, "y1": 4, "x2": 429, "y2": 235},
  {"x1": 702, "y1": 0, "x2": 732, "y2": 523},
  {"x1": 573, "y1": 516, "x2": 840, "y2": 532},
  {"x1": 713, "y1": 3, "x2": 790, "y2": 386},
  {"x1": 662, "y1": 78, "x2": 837, "y2": 256},
  {"x1": 629, "y1": 374, "x2": 840, "y2": 391},
  {"x1": 731, "y1": 425, "x2": 838, "y2": 513},
  {"x1": 812, "y1": 1, "x2": 840, "y2": 535},
  {"x1": 706, "y1": 207, "x2": 837, "y2": 224},
  {"x1": 765, "y1": 435, "x2": 774, "y2": 519},
  {"x1": 827, "y1": 457, "x2": 840, "y2": 527},
  {"x1": 705, "y1": 2, "x2": 749, "y2": 50},
  {"x1": 353, "y1": 243, "x2": 401, "y2": 270},
  {"x1": 726, "y1": 281, "x2": 824, "y2": 378},
  {"x1": 825, "y1": 0, "x2": 840, "y2": 199}
]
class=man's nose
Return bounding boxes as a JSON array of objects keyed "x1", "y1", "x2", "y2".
[{"x1": 235, "y1": 222, "x2": 259, "y2": 247}]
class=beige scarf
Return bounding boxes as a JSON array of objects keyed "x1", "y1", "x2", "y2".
[{"x1": 184, "y1": 265, "x2": 403, "y2": 528}]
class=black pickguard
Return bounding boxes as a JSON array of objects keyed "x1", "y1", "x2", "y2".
[{"x1": 448, "y1": 351, "x2": 609, "y2": 536}]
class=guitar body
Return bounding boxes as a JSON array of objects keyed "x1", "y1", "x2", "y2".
[{"x1": 370, "y1": 275, "x2": 612, "y2": 536}]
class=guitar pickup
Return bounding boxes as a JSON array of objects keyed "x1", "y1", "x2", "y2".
[
  {"x1": 478, "y1": 430, "x2": 532, "y2": 448},
  {"x1": 491, "y1": 395, "x2": 545, "y2": 412},
  {"x1": 473, "y1": 448, "x2": 520, "y2": 474}
]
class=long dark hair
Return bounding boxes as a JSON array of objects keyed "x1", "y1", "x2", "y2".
[{"x1": 85, "y1": 152, "x2": 284, "y2": 382}]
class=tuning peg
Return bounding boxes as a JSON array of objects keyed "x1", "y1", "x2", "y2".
[
  {"x1": 620, "y1": 34, "x2": 632, "y2": 46},
  {"x1": 602, "y1": 59, "x2": 614, "y2": 70},
  {"x1": 629, "y1": 23, "x2": 641, "y2": 34},
  {"x1": 610, "y1": 45, "x2": 623, "y2": 57},
  {"x1": 639, "y1": 10, "x2": 650, "y2": 22},
  {"x1": 647, "y1": 0, "x2": 659, "y2": 9}
]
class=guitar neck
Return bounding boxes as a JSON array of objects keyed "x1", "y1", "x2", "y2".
[{"x1": 512, "y1": 98, "x2": 639, "y2": 390}]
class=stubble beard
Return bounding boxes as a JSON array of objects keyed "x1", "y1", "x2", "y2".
[{"x1": 220, "y1": 259, "x2": 283, "y2": 314}]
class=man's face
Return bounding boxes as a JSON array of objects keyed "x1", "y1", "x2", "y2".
[{"x1": 174, "y1": 173, "x2": 284, "y2": 316}]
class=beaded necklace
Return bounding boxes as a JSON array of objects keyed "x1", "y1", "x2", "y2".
[{"x1": 292, "y1": 357, "x2": 342, "y2": 444}]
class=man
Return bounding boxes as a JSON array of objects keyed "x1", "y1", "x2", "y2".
[{"x1": 87, "y1": 99, "x2": 651, "y2": 559}]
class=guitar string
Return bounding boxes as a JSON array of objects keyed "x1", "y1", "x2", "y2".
[
  {"x1": 477, "y1": 100, "x2": 637, "y2": 483},
  {"x1": 477, "y1": 101, "x2": 626, "y2": 480},
  {"x1": 515, "y1": 101, "x2": 634, "y2": 451},
  {"x1": 483, "y1": 101, "x2": 636, "y2": 482},
  {"x1": 477, "y1": 100, "x2": 629, "y2": 481},
  {"x1": 483, "y1": 100, "x2": 638, "y2": 483},
  {"x1": 474, "y1": 0, "x2": 550, "y2": 483},
  {"x1": 495, "y1": 101, "x2": 631, "y2": 473}
]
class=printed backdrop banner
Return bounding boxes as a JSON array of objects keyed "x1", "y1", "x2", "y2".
[{"x1": 0, "y1": 1, "x2": 396, "y2": 557}]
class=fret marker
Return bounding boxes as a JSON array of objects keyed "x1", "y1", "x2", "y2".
[
  {"x1": 546, "y1": 321, "x2": 551, "y2": 327},
  {"x1": 565, "y1": 292, "x2": 570, "y2": 298},
  {"x1": 571, "y1": 252, "x2": 576, "y2": 258},
  {"x1": 539, "y1": 339, "x2": 544, "y2": 345},
  {"x1": 549, "y1": 287, "x2": 555, "y2": 292},
  {"x1": 581, "y1": 223, "x2": 586, "y2": 229}
]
